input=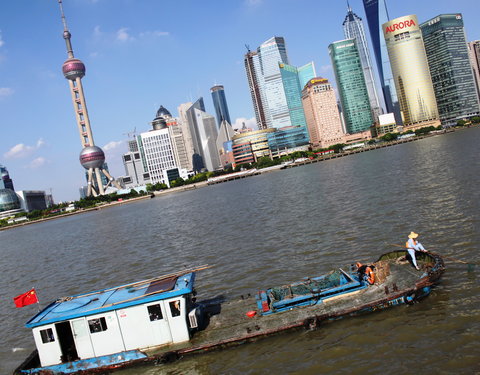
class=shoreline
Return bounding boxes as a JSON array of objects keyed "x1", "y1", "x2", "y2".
[{"x1": 0, "y1": 126, "x2": 470, "y2": 232}]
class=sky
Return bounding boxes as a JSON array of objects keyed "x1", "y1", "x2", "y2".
[{"x1": 1, "y1": 0, "x2": 479, "y2": 202}]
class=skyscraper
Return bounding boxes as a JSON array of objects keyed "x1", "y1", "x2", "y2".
[
  {"x1": 57, "y1": 0, "x2": 120, "y2": 197},
  {"x1": 468, "y1": 41, "x2": 480, "y2": 98},
  {"x1": 244, "y1": 37, "x2": 290, "y2": 129},
  {"x1": 245, "y1": 49, "x2": 268, "y2": 130},
  {"x1": 362, "y1": 0, "x2": 401, "y2": 123},
  {"x1": 210, "y1": 85, "x2": 231, "y2": 127},
  {"x1": 421, "y1": 14, "x2": 480, "y2": 125},
  {"x1": 343, "y1": 4, "x2": 382, "y2": 122},
  {"x1": 329, "y1": 39, "x2": 374, "y2": 134},
  {"x1": 383, "y1": 15, "x2": 440, "y2": 128},
  {"x1": 186, "y1": 98, "x2": 220, "y2": 172},
  {"x1": 0, "y1": 164, "x2": 14, "y2": 190},
  {"x1": 302, "y1": 78, "x2": 345, "y2": 148},
  {"x1": 139, "y1": 117, "x2": 177, "y2": 185},
  {"x1": 279, "y1": 62, "x2": 315, "y2": 136}
]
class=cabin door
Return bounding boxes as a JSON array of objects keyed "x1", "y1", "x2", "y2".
[
  {"x1": 55, "y1": 321, "x2": 79, "y2": 363},
  {"x1": 164, "y1": 296, "x2": 190, "y2": 343},
  {"x1": 71, "y1": 318, "x2": 95, "y2": 359},
  {"x1": 145, "y1": 301, "x2": 173, "y2": 346}
]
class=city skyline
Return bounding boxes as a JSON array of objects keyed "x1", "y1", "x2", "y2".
[{"x1": 1, "y1": 0, "x2": 479, "y2": 201}]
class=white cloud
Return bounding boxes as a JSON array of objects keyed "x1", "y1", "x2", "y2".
[
  {"x1": 139, "y1": 31, "x2": 170, "y2": 38},
  {"x1": 116, "y1": 28, "x2": 135, "y2": 42},
  {"x1": 103, "y1": 140, "x2": 124, "y2": 151},
  {"x1": 4, "y1": 138, "x2": 45, "y2": 159},
  {"x1": 28, "y1": 157, "x2": 47, "y2": 169},
  {"x1": 0, "y1": 87, "x2": 13, "y2": 98},
  {"x1": 233, "y1": 117, "x2": 257, "y2": 131},
  {"x1": 0, "y1": 30, "x2": 4, "y2": 48}
]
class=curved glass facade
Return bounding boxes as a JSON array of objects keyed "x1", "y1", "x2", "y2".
[{"x1": 0, "y1": 189, "x2": 21, "y2": 212}]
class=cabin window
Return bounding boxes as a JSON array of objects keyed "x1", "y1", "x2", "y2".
[
  {"x1": 88, "y1": 317, "x2": 108, "y2": 333},
  {"x1": 147, "y1": 304, "x2": 163, "y2": 321},
  {"x1": 169, "y1": 300, "x2": 181, "y2": 317},
  {"x1": 40, "y1": 328, "x2": 55, "y2": 343}
]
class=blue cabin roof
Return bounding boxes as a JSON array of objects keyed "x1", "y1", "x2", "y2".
[{"x1": 26, "y1": 272, "x2": 196, "y2": 328}]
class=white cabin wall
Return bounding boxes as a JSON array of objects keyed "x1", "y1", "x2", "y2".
[
  {"x1": 86, "y1": 311, "x2": 125, "y2": 356},
  {"x1": 32, "y1": 325, "x2": 62, "y2": 367},
  {"x1": 117, "y1": 301, "x2": 172, "y2": 350}
]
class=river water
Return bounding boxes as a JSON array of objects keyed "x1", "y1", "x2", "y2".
[{"x1": 1, "y1": 128, "x2": 479, "y2": 374}]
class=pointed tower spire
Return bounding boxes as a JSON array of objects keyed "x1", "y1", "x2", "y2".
[{"x1": 58, "y1": 0, "x2": 74, "y2": 59}]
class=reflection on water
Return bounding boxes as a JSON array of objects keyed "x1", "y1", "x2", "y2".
[{"x1": 1, "y1": 128, "x2": 480, "y2": 374}]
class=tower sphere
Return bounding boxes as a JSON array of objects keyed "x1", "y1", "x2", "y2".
[
  {"x1": 62, "y1": 58, "x2": 86, "y2": 80},
  {"x1": 79, "y1": 146, "x2": 105, "y2": 170}
]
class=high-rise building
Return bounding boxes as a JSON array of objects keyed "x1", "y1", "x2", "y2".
[
  {"x1": 343, "y1": 4, "x2": 382, "y2": 122},
  {"x1": 362, "y1": 0, "x2": 401, "y2": 123},
  {"x1": 468, "y1": 41, "x2": 480, "y2": 99},
  {"x1": 210, "y1": 85, "x2": 231, "y2": 127},
  {"x1": 302, "y1": 78, "x2": 345, "y2": 148},
  {"x1": 245, "y1": 50, "x2": 268, "y2": 130},
  {"x1": 383, "y1": 15, "x2": 440, "y2": 128},
  {"x1": 193, "y1": 109, "x2": 221, "y2": 172},
  {"x1": 244, "y1": 37, "x2": 290, "y2": 129},
  {"x1": 0, "y1": 164, "x2": 14, "y2": 190},
  {"x1": 139, "y1": 118, "x2": 177, "y2": 185},
  {"x1": 329, "y1": 39, "x2": 374, "y2": 134},
  {"x1": 421, "y1": 14, "x2": 479, "y2": 125},
  {"x1": 57, "y1": 1, "x2": 120, "y2": 197},
  {"x1": 177, "y1": 102, "x2": 195, "y2": 171},
  {"x1": 279, "y1": 62, "x2": 315, "y2": 142},
  {"x1": 185, "y1": 98, "x2": 220, "y2": 172}
]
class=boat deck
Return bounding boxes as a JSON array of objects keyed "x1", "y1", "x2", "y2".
[{"x1": 147, "y1": 256, "x2": 430, "y2": 357}]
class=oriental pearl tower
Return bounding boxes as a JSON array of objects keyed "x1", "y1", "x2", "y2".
[{"x1": 58, "y1": 0, "x2": 121, "y2": 196}]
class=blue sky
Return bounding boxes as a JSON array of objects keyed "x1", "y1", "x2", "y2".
[{"x1": 1, "y1": 0, "x2": 479, "y2": 202}]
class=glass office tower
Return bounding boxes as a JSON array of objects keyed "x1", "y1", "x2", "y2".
[
  {"x1": 343, "y1": 4, "x2": 382, "y2": 122},
  {"x1": 279, "y1": 62, "x2": 315, "y2": 142},
  {"x1": 383, "y1": 15, "x2": 440, "y2": 128},
  {"x1": 362, "y1": 0, "x2": 401, "y2": 123},
  {"x1": 329, "y1": 39, "x2": 373, "y2": 134},
  {"x1": 210, "y1": 85, "x2": 232, "y2": 127},
  {"x1": 421, "y1": 14, "x2": 480, "y2": 125}
]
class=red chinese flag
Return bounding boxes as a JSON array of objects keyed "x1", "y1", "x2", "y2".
[{"x1": 14, "y1": 288, "x2": 39, "y2": 308}]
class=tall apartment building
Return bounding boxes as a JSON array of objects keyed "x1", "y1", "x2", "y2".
[
  {"x1": 362, "y1": 0, "x2": 401, "y2": 123},
  {"x1": 210, "y1": 85, "x2": 231, "y2": 127},
  {"x1": 121, "y1": 139, "x2": 150, "y2": 188},
  {"x1": 343, "y1": 4, "x2": 382, "y2": 122},
  {"x1": 383, "y1": 15, "x2": 440, "y2": 129},
  {"x1": 421, "y1": 14, "x2": 479, "y2": 125},
  {"x1": 329, "y1": 39, "x2": 374, "y2": 134},
  {"x1": 468, "y1": 41, "x2": 480, "y2": 99},
  {"x1": 302, "y1": 78, "x2": 345, "y2": 148},
  {"x1": 177, "y1": 102, "x2": 195, "y2": 171}
]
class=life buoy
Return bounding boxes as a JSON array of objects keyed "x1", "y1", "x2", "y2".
[{"x1": 365, "y1": 266, "x2": 375, "y2": 285}]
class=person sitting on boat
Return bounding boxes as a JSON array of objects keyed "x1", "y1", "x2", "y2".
[
  {"x1": 356, "y1": 262, "x2": 375, "y2": 285},
  {"x1": 406, "y1": 232, "x2": 427, "y2": 270}
]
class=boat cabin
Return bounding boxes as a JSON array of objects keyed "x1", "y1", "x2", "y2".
[{"x1": 25, "y1": 272, "x2": 198, "y2": 368}]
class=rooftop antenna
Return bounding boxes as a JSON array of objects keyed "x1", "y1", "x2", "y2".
[{"x1": 245, "y1": 44, "x2": 251, "y2": 52}]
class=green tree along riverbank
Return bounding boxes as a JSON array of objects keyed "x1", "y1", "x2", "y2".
[{"x1": 1, "y1": 123, "x2": 475, "y2": 230}]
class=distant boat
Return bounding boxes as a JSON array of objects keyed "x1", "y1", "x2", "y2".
[{"x1": 14, "y1": 250, "x2": 444, "y2": 374}]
